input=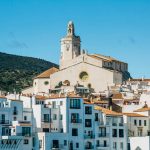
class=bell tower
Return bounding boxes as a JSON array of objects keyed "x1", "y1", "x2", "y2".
[{"x1": 60, "y1": 21, "x2": 81, "y2": 69}]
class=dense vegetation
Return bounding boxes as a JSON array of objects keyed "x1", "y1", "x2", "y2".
[{"x1": 0, "y1": 52, "x2": 58, "y2": 93}]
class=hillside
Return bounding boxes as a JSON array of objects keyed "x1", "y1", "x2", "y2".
[{"x1": 0, "y1": 52, "x2": 58, "y2": 93}]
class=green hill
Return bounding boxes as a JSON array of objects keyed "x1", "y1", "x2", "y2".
[{"x1": 0, "y1": 52, "x2": 58, "y2": 93}]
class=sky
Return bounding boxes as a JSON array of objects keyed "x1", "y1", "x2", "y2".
[{"x1": 0, "y1": 0, "x2": 150, "y2": 78}]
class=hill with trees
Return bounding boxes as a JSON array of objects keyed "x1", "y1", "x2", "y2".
[{"x1": 0, "y1": 52, "x2": 58, "y2": 93}]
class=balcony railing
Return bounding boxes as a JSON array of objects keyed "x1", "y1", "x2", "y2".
[
  {"x1": 71, "y1": 119, "x2": 82, "y2": 123},
  {"x1": 0, "y1": 120, "x2": 9, "y2": 124},
  {"x1": 41, "y1": 119, "x2": 52, "y2": 123},
  {"x1": 96, "y1": 144, "x2": 109, "y2": 148},
  {"x1": 84, "y1": 134, "x2": 95, "y2": 139},
  {"x1": 98, "y1": 133, "x2": 109, "y2": 137},
  {"x1": 112, "y1": 123, "x2": 117, "y2": 126},
  {"x1": 119, "y1": 123, "x2": 124, "y2": 126},
  {"x1": 85, "y1": 145, "x2": 94, "y2": 149},
  {"x1": 16, "y1": 133, "x2": 31, "y2": 137}
]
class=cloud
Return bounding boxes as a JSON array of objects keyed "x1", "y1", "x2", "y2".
[
  {"x1": 6, "y1": 32, "x2": 29, "y2": 49},
  {"x1": 7, "y1": 40, "x2": 28, "y2": 49},
  {"x1": 129, "y1": 36, "x2": 136, "y2": 44}
]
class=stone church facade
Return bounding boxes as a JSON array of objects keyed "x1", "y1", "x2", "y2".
[{"x1": 22, "y1": 21, "x2": 130, "y2": 94}]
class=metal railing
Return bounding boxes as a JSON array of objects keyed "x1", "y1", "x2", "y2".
[
  {"x1": 84, "y1": 134, "x2": 95, "y2": 139},
  {"x1": 98, "y1": 133, "x2": 109, "y2": 137},
  {"x1": 71, "y1": 119, "x2": 82, "y2": 123},
  {"x1": 0, "y1": 120, "x2": 9, "y2": 124}
]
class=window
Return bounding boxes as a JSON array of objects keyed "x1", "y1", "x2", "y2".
[
  {"x1": 120, "y1": 142, "x2": 123, "y2": 149},
  {"x1": 139, "y1": 120, "x2": 142, "y2": 126},
  {"x1": 39, "y1": 140, "x2": 42, "y2": 148},
  {"x1": 95, "y1": 113, "x2": 98, "y2": 121},
  {"x1": 53, "y1": 114, "x2": 57, "y2": 120},
  {"x1": 85, "y1": 106, "x2": 92, "y2": 114},
  {"x1": 79, "y1": 71, "x2": 89, "y2": 81},
  {"x1": 70, "y1": 99, "x2": 80, "y2": 109},
  {"x1": 64, "y1": 140, "x2": 67, "y2": 146},
  {"x1": 24, "y1": 116, "x2": 27, "y2": 121},
  {"x1": 44, "y1": 81, "x2": 49, "y2": 85},
  {"x1": 72, "y1": 128, "x2": 78, "y2": 136},
  {"x1": 85, "y1": 119, "x2": 92, "y2": 127},
  {"x1": 134, "y1": 120, "x2": 137, "y2": 125},
  {"x1": 60, "y1": 101, "x2": 63, "y2": 106},
  {"x1": 22, "y1": 127, "x2": 31, "y2": 136},
  {"x1": 112, "y1": 129, "x2": 117, "y2": 137},
  {"x1": 43, "y1": 114, "x2": 49, "y2": 122},
  {"x1": 104, "y1": 140, "x2": 107, "y2": 147},
  {"x1": 96, "y1": 140, "x2": 99, "y2": 147},
  {"x1": 52, "y1": 101, "x2": 56, "y2": 108},
  {"x1": 14, "y1": 117, "x2": 17, "y2": 121},
  {"x1": 76, "y1": 143, "x2": 79, "y2": 148},
  {"x1": 113, "y1": 142, "x2": 117, "y2": 149},
  {"x1": 60, "y1": 115, "x2": 63, "y2": 120},
  {"x1": 119, "y1": 129, "x2": 124, "y2": 137},
  {"x1": 24, "y1": 139, "x2": 29, "y2": 144},
  {"x1": 43, "y1": 128, "x2": 49, "y2": 132},
  {"x1": 71, "y1": 113, "x2": 79, "y2": 123},
  {"x1": 144, "y1": 120, "x2": 146, "y2": 126}
]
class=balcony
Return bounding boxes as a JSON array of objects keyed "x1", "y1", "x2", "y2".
[
  {"x1": 84, "y1": 134, "x2": 95, "y2": 139},
  {"x1": 85, "y1": 145, "x2": 94, "y2": 149},
  {"x1": 112, "y1": 123, "x2": 117, "y2": 126},
  {"x1": 96, "y1": 144, "x2": 109, "y2": 149},
  {"x1": 98, "y1": 133, "x2": 109, "y2": 137},
  {"x1": 119, "y1": 123, "x2": 124, "y2": 126},
  {"x1": 16, "y1": 133, "x2": 31, "y2": 137},
  {"x1": 51, "y1": 144, "x2": 63, "y2": 150},
  {"x1": 71, "y1": 119, "x2": 82, "y2": 124},
  {"x1": 0, "y1": 120, "x2": 9, "y2": 124},
  {"x1": 13, "y1": 110, "x2": 18, "y2": 115},
  {"x1": 41, "y1": 119, "x2": 52, "y2": 123}
]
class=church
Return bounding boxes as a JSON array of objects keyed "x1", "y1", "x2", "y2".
[{"x1": 22, "y1": 21, "x2": 130, "y2": 95}]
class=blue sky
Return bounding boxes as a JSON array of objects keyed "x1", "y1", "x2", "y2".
[{"x1": 0, "y1": 0, "x2": 150, "y2": 78}]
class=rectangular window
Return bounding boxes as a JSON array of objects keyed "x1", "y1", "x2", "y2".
[
  {"x1": 104, "y1": 140, "x2": 107, "y2": 147},
  {"x1": 95, "y1": 113, "x2": 98, "y2": 121},
  {"x1": 119, "y1": 129, "x2": 124, "y2": 137},
  {"x1": 64, "y1": 140, "x2": 67, "y2": 146},
  {"x1": 112, "y1": 129, "x2": 117, "y2": 137},
  {"x1": 53, "y1": 114, "x2": 57, "y2": 120},
  {"x1": 113, "y1": 142, "x2": 117, "y2": 149},
  {"x1": 85, "y1": 106, "x2": 92, "y2": 114},
  {"x1": 134, "y1": 120, "x2": 137, "y2": 125},
  {"x1": 52, "y1": 101, "x2": 56, "y2": 108},
  {"x1": 85, "y1": 119, "x2": 92, "y2": 127},
  {"x1": 139, "y1": 120, "x2": 142, "y2": 126},
  {"x1": 72, "y1": 128, "x2": 78, "y2": 136},
  {"x1": 76, "y1": 143, "x2": 79, "y2": 148},
  {"x1": 60, "y1": 114, "x2": 63, "y2": 120},
  {"x1": 43, "y1": 114, "x2": 49, "y2": 122},
  {"x1": 60, "y1": 101, "x2": 63, "y2": 106},
  {"x1": 24, "y1": 116, "x2": 27, "y2": 121},
  {"x1": 24, "y1": 139, "x2": 29, "y2": 144},
  {"x1": 144, "y1": 120, "x2": 146, "y2": 126},
  {"x1": 71, "y1": 113, "x2": 80, "y2": 123},
  {"x1": 22, "y1": 127, "x2": 31, "y2": 136},
  {"x1": 70, "y1": 99, "x2": 80, "y2": 109},
  {"x1": 120, "y1": 142, "x2": 123, "y2": 149}
]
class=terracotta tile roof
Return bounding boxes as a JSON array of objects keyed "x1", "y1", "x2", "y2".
[
  {"x1": 0, "y1": 96, "x2": 6, "y2": 99},
  {"x1": 93, "y1": 99, "x2": 108, "y2": 104},
  {"x1": 35, "y1": 95, "x2": 48, "y2": 100},
  {"x1": 94, "y1": 106, "x2": 122, "y2": 116},
  {"x1": 35, "y1": 67, "x2": 59, "y2": 78},
  {"x1": 123, "y1": 113, "x2": 147, "y2": 117},
  {"x1": 112, "y1": 93, "x2": 123, "y2": 100},
  {"x1": 128, "y1": 78, "x2": 150, "y2": 82},
  {"x1": 89, "y1": 54, "x2": 125, "y2": 63},
  {"x1": 134, "y1": 107, "x2": 150, "y2": 112}
]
